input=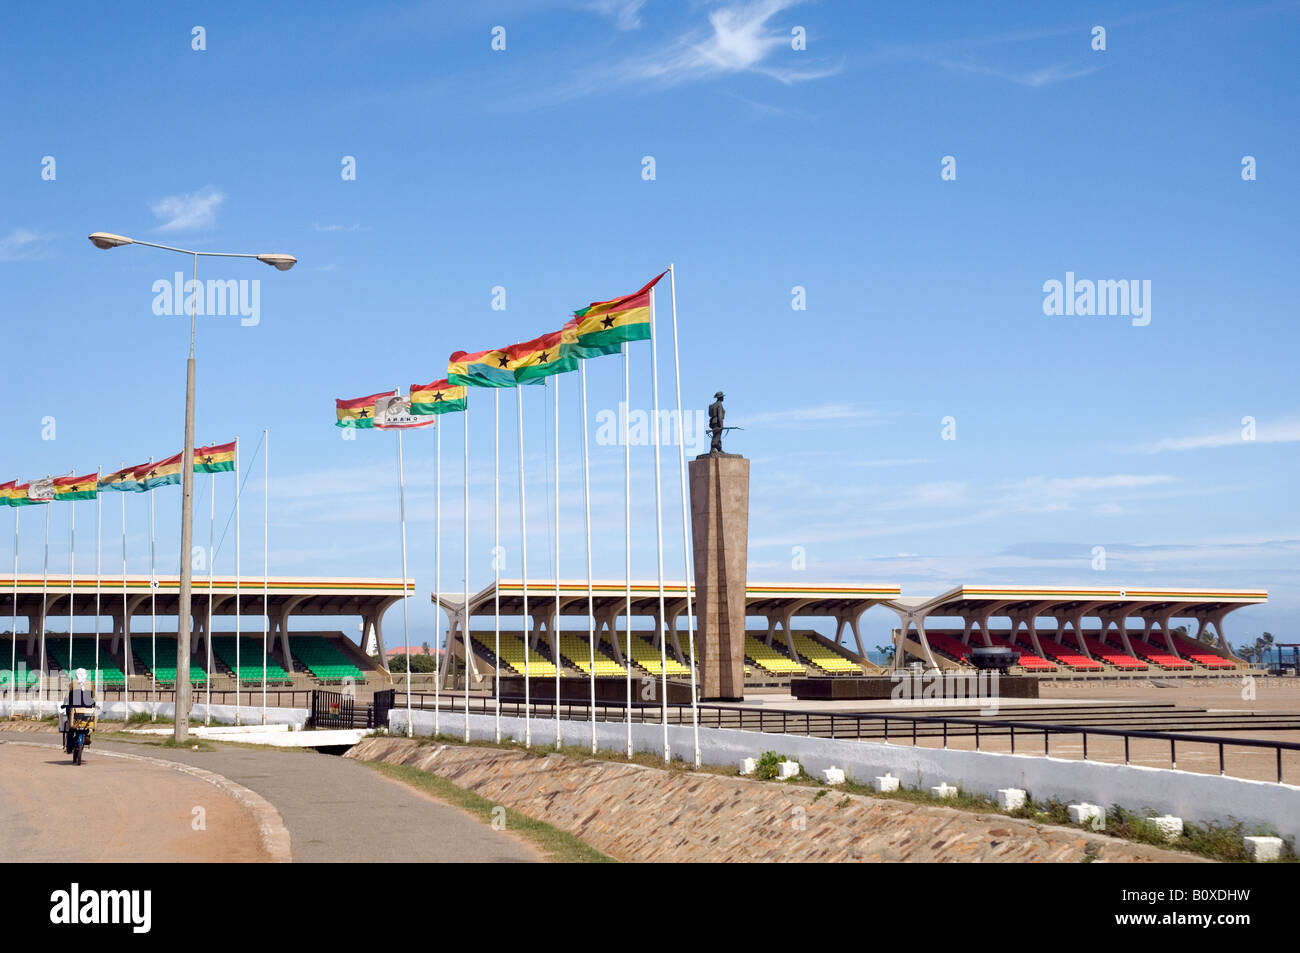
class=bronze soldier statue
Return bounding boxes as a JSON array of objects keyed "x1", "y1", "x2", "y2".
[{"x1": 708, "y1": 391, "x2": 725, "y2": 453}]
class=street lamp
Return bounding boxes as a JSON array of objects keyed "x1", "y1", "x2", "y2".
[{"x1": 88, "y1": 232, "x2": 295, "y2": 742}]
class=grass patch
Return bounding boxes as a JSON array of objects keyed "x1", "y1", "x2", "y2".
[{"x1": 363, "y1": 760, "x2": 613, "y2": 864}]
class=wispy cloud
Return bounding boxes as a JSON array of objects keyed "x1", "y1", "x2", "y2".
[
  {"x1": 312, "y1": 223, "x2": 367, "y2": 233},
  {"x1": 735, "y1": 403, "x2": 883, "y2": 428},
  {"x1": 936, "y1": 58, "x2": 1099, "y2": 88},
  {"x1": 631, "y1": 0, "x2": 841, "y2": 86},
  {"x1": 1135, "y1": 418, "x2": 1300, "y2": 453},
  {"x1": 586, "y1": 0, "x2": 646, "y2": 31},
  {"x1": 0, "y1": 228, "x2": 52, "y2": 262},
  {"x1": 150, "y1": 185, "x2": 225, "y2": 233}
]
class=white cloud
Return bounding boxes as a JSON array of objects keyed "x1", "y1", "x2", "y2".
[
  {"x1": 632, "y1": 0, "x2": 840, "y2": 86},
  {"x1": 0, "y1": 228, "x2": 51, "y2": 261},
  {"x1": 587, "y1": 0, "x2": 646, "y2": 31},
  {"x1": 736, "y1": 403, "x2": 882, "y2": 428},
  {"x1": 150, "y1": 185, "x2": 226, "y2": 233},
  {"x1": 938, "y1": 58, "x2": 1099, "y2": 88},
  {"x1": 1137, "y1": 418, "x2": 1300, "y2": 453}
]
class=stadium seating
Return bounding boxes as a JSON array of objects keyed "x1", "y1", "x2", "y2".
[
  {"x1": 1168, "y1": 634, "x2": 1237, "y2": 669},
  {"x1": 1031, "y1": 633, "x2": 1104, "y2": 671},
  {"x1": 292, "y1": 635, "x2": 366, "y2": 681},
  {"x1": 555, "y1": 633, "x2": 627, "y2": 676},
  {"x1": 744, "y1": 636, "x2": 804, "y2": 675},
  {"x1": 789, "y1": 631, "x2": 860, "y2": 674},
  {"x1": 0, "y1": 667, "x2": 39, "y2": 689},
  {"x1": 1127, "y1": 636, "x2": 1195, "y2": 670},
  {"x1": 210, "y1": 636, "x2": 288, "y2": 685},
  {"x1": 625, "y1": 635, "x2": 691, "y2": 676},
  {"x1": 44, "y1": 638, "x2": 127, "y2": 686},
  {"x1": 480, "y1": 634, "x2": 558, "y2": 678},
  {"x1": 986, "y1": 635, "x2": 1056, "y2": 671},
  {"x1": 1080, "y1": 635, "x2": 1147, "y2": 670},
  {"x1": 925, "y1": 631, "x2": 979, "y2": 662},
  {"x1": 132, "y1": 636, "x2": 208, "y2": 684}
]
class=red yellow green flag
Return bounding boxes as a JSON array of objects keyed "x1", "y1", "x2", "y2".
[
  {"x1": 336, "y1": 391, "x2": 396, "y2": 429},
  {"x1": 100, "y1": 465, "x2": 146, "y2": 493},
  {"x1": 53, "y1": 473, "x2": 99, "y2": 502},
  {"x1": 572, "y1": 271, "x2": 666, "y2": 350},
  {"x1": 6, "y1": 481, "x2": 50, "y2": 506},
  {"x1": 195, "y1": 441, "x2": 236, "y2": 473},
  {"x1": 410, "y1": 379, "x2": 468, "y2": 415},
  {"x1": 447, "y1": 348, "x2": 516, "y2": 388},
  {"x1": 135, "y1": 453, "x2": 183, "y2": 490},
  {"x1": 508, "y1": 329, "x2": 579, "y2": 383},
  {"x1": 0, "y1": 480, "x2": 15, "y2": 507},
  {"x1": 561, "y1": 316, "x2": 620, "y2": 359}
]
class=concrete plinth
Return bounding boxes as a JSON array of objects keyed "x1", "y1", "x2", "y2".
[{"x1": 689, "y1": 453, "x2": 749, "y2": 701}]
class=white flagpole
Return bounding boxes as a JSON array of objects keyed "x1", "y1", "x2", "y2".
[
  {"x1": 580, "y1": 362, "x2": 597, "y2": 753},
  {"x1": 69, "y1": 480, "x2": 76, "y2": 690},
  {"x1": 396, "y1": 421, "x2": 413, "y2": 739},
  {"x1": 40, "y1": 485, "x2": 49, "y2": 703},
  {"x1": 553, "y1": 375, "x2": 562, "y2": 750},
  {"x1": 235, "y1": 437, "x2": 241, "y2": 724},
  {"x1": 95, "y1": 468, "x2": 102, "y2": 699},
  {"x1": 9, "y1": 501, "x2": 17, "y2": 716},
  {"x1": 148, "y1": 460, "x2": 156, "y2": 719},
  {"x1": 622, "y1": 345, "x2": 632, "y2": 758},
  {"x1": 262, "y1": 429, "x2": 269, "y2": 725},
  {"x1": 649, "y1": 285, "x2": 669, "y2": 763},
  {"x1": 517, "y1": 385, "x2": 531, "y2": 748},
  {"x1": 668, "y1": 265, "x2": 701, "y2": 767},
  {"x1": 462, "y1": 395, "x2": 471, "y2": 743},
  {"x1": 119, "y1": 465, "x2": 127, "y2": 700},
  {"x1": 206, "y1": 466, "x2": 214, "y2": 724},
  {"x1": 493, "y1": 389, "x2": 501, "y2": 743},
  {"x1": 434, "y1": 413, "x2": 442, "y2": 736}
]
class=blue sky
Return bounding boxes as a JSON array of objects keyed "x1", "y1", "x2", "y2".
[{"x1": 3, "y1": 0, "x2": 1297, "y2": 650}]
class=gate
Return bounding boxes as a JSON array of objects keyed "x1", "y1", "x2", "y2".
[{"x1": 310, "y1": 689, "x2": 394, "y2": 729}]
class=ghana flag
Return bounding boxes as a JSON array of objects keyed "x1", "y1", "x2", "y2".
[
  {"x1": 410, "y1": 379, "x2": 467, "y2": 416},
  {"x1": 447, "y1": 348, "x2": 515, "y2": 388},
  {"x1": 0, "y1": 481, "x2": 14, "y2": 507},
  {"x1": 100, "y1": 464, "x2": 145, "y2": 493},
  {"x1": 508, "y1": 329, "x2": 578, "y2": 383},
  {"x1": 53, "y1": 473, "x2": 99, "y2": 502},
  {"x1": 195, "y1": 441, "x2": 236, "y2": 473},
  {"x1": 6, "y1": 481, "x2": 50, "y2": 506},
  {"x1": 561, "y1": 316, "x2": 620, "y2": 359},
  {"x1": 337, "y1": 391, "x2": 395, "y2": 428},
  {"x1": 572, "y1": 271, "x2": 666, "y2": 350},
  {"x1": 135, "y1": 453, "x2": 183, "y2": 490}
]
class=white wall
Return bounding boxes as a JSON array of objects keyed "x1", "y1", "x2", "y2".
[
  {"x1": 3, "y1": 698, "x2": 306, "y2": 729},
  {"x1": 390, "y1": 708, "x2": 1300, "y2": 843}
]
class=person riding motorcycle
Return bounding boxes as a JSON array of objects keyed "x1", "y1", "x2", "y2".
[{"x1": 60, "y1": 668, "x2": 96, "y2": 756}]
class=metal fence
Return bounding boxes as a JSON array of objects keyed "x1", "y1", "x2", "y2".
[{"x1": 398, "y1": 692, "x2": 1300, "y2": 784}]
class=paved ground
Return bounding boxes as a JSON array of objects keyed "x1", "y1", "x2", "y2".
[
  {"x1": 0, "y1": 741, "x2": 267, "y2": 862},
  {"x1": 0, "y1": 730, "x2": 538, "y2": 863}
]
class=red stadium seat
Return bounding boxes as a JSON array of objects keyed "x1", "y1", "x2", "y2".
[
  {"x1": 1081, "y1": 635, "x2": 1147, "y2": 669},
  {"x1": 1127, "y1": 636, "x2": 1194, "y2": 670},
  {"x1": 1169, "y1": 635, "x2": 1238, "y2": 669}
]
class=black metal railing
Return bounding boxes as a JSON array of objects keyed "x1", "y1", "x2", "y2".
[{"x1": 394, "y1": 692, "x2": 1300, "y2": 784}]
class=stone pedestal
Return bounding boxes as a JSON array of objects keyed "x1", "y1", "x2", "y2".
[{"x1": 689, "y1": 453, "x2": 749, "y2": 701}]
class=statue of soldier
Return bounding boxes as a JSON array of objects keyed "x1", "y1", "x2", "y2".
[{"x1": 708, "y1": 391, "x2": 725, "y2": 453}]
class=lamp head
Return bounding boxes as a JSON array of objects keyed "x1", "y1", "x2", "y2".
[
  {"x1": 257, "y1": 254, "x2": 297, "y2": 272},
  {"x1": 88, "y1": 232, "x2": 134, "y2": 250}
]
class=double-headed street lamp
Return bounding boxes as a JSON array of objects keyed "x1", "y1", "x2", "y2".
[{"x1": 88, "y1": 231, "x2": 295, "y2": 742}]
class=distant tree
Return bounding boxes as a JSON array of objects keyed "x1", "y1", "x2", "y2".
[
  {"x1": 875, "y1": 643, "x2": 896, "y2": 662},
  {"x1": 421, "y1": 641, "x2": 432, "y2": 656}
]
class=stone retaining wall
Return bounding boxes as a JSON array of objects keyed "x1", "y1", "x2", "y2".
[{"x1": 347, "y1": 737, "x2": 1194, "y2": 863}]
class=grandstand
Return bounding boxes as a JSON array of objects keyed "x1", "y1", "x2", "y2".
[
  {"x1": 887, "y1": 586, "x2": 1260, "y2": 677},
  {"x1": 744, "y1": 635, "x2": 804, "y2": 675},
  {"x1": 211, "y1": 636, "x2": 289, "y2": 685},
  {"x1": 133, "y1": 636, "x2": 208, "y2": 685},
  {"x1": 555, "y1": 633, "x2": 628, "y2": 677},
  {"x1": 43, "y1": 637, "x2": 127, "y2": 687},
  {"x1": 291, "y1": 634, "x2": 367, "y2": 682}
]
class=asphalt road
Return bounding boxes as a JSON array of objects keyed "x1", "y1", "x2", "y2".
[{"x1": 0, "y1": 731, "x2": 538, "y2": 863}]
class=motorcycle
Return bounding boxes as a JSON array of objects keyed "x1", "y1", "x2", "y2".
[{"x1": 62, "y1": 705, "x2": 96, "y2": 766}]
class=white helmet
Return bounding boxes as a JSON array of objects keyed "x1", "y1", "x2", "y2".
[{"x1": 75, "y1": 667, "x2": 88, "y2": 684}]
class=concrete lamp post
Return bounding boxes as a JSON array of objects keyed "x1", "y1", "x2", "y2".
[{"x1": 87, "y1": 231, "x2": 295, "y2": 742}]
